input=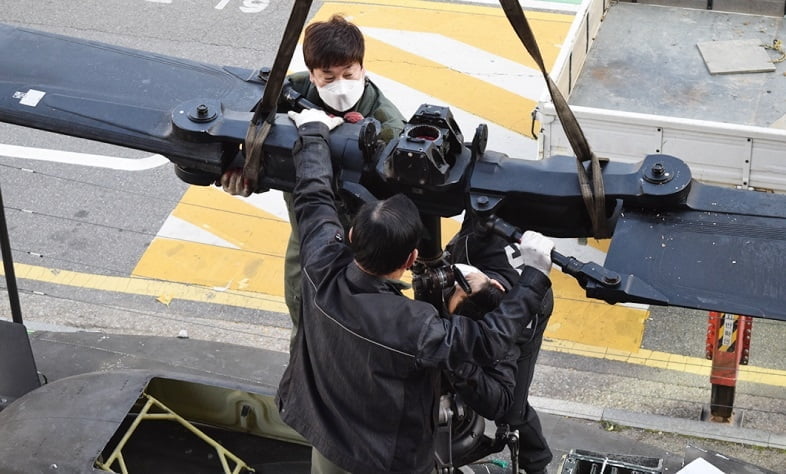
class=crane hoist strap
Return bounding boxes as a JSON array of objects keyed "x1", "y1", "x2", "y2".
[
  {"x1": 244, "y1": 0, "x2": 314, "y2": 191},
  {"x1": 497, "y1": 0, "x2": 611, "y2": 238}
]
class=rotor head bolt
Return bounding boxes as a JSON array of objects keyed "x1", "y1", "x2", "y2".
[
  {"x1": 643, "y1": 161, "x2": 673, "y2": 184},
  {"x1": 188, "y1": 102, "x2": 217, "y2": 123},
  {"x1": 477, "y1": 196, "x2": 489, "y2": 207},
  {"x1": 603, "y1": 275, "x2": 621, "y2": 285}
]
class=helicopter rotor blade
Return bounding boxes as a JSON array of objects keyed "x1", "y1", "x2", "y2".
[
  {"x1": 0, "y1": 23, "x2": 263, "y2": 176},
  {"x1": 600, "y1": 181, "x2": 786, "y2": 320}
]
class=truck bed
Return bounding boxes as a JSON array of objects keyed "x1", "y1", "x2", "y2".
[
  {"x1": 538, "y1": 0, "x2": 786, "y2": 192},
  {"x1": 569, "y1": 2, "x2": 786, "y2": 129}
]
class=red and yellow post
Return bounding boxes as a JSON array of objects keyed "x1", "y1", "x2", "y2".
[{"x1": 705, "y1": 311, "x2": 753, "y2": 421}]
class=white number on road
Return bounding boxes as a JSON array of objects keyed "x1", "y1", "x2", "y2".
[
  {"x1": 213, "y1": 0, "x2": 269, "y2": 12},
  {"x1": 239, "y1": 0, "x2": 269, "y2": 13}
]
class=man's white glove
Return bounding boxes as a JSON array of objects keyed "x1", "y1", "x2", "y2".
[
  {"x1": 516, "y1": 230, "x2": 555, "y2": 276},
  {"x1": 288, "y1": 109, "x2": 344, "y2": 130}
]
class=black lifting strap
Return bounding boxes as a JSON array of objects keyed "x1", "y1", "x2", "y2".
[
  {"x1": 498, "y1": 0, "x2": 611, "y2": 238},
  {"x1": 243, "y1": 0, "x2": 314, "y2": 191}
]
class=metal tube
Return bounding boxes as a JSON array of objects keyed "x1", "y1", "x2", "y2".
[{"x1": 0, "y1": 185, "x2": 23, "y2": 324}]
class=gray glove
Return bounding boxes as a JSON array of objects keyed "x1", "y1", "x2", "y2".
[
  {"x1": 288, "y1": 109, "x2": 344, "y2": 130},
  {"x1": 516, "y1": 231, "x2": 554, "y2": 276}
]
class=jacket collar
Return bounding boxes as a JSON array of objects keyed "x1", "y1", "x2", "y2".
[{"x1": 346, "y1": 262, "x2": 411, "y2": 294}]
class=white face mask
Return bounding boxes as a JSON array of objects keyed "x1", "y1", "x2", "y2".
[{"x1": 316, "y1": 77, "x2": 365, "y2": 112}]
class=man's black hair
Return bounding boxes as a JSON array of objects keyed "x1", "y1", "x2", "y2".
[
  {"x1": 303, "y1": 14, "x2": 365, "y2": 71},
  {"x1": 453, "y1": 281, "x2": 505, "y2": 320},
  {"x1": 350, "y1": 194, "x2": 423, "y2": 276}
]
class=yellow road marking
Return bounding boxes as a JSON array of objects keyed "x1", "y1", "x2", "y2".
[
  {"x1": 8, "y1": 261, "x2": 786, "y2": 388},
  {"x1": 544, "y1": 339, "x2": 786, "y2": 388},
  {"x1": 586, "y1": 237, "x2": 611, "y2": 253},
  {"x1": 326, "y1": 0, "x2": 568, "y2": 25},
  {"x1": 7, "y1": 262, "x2": 288, "y2": 313},
  {"x1": 133, "y1": 186, "x2": 289, "y2": 295},
  {"x1": 547, "y1": 270, "x2": 649, "y2": 353},
  {"x1": 366, "y1": 38, "x2": 538, "y2": 135},
  {"x1": 171, "y1": 186, "x2": 287, "y2": 252}
]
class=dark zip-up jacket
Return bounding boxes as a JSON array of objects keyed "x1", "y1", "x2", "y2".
[
  {"x1": 276, "y1": 122, "x2": 551, "y2": 474},
  {"x1": 444, "y1": 220, "x2": 554, "y2": 421}
]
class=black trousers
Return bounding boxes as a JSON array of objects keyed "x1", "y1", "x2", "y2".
[{"x1": 499, "y1": 288, "x2": 554, "y2": 472}]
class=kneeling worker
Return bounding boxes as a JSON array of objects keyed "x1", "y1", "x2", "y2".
[{"x1": 276, "y1": 108, "x2": 555, "y2": 474}]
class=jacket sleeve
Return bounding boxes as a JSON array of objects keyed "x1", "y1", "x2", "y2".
[
  {"x1": 447, "y1": 215, "x2": 520, "y2": 290},
  {"x1": 416, "y1": 266, "x2": 551, "y2": 371},
  {"x1": 291, "y1": 122, "x2": 345, "y2": 266},
  {"x1": 366, "y1": 81, "x2": 405, "y2": 143},
  {"x1": 446, "y1": 346, "x2": 519, "y2": 420},
  {"x1": 277, "y1": 71, "x2": 311, "y2": 112}
]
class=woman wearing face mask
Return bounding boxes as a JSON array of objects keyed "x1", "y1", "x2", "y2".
[{"x1": 221, "y1": 14, "x2": 406, "y2": 354}]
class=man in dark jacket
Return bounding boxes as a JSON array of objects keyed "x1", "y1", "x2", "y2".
[
  {"x1": 221, "y1": 15, "x2": 405, "y2": 350},
  {"x1": 444, "y1": 218, "x2": 555, "y2": 474},
  {"x1": 276, "y1": 107, "x2": 555, "y2": 474}
]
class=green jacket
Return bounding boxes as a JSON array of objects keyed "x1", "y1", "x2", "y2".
[{"x1": 282, "y1": 70, "x2": 405, "y2": 143}]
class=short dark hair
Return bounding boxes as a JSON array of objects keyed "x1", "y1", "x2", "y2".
[
  {"x1": 303, "y1": 14, "x2": 365, "y2": 71},
  {"x1": 350, "y1": 194, "x2": 423, "y2": 275},
  {"x1": 453, "y1": 281, "x2": 505, "y2": 320}
]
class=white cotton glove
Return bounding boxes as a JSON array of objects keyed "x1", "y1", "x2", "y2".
[
  {"x1": 288, "y1": 109, "x2": 344, "y2": 130},
  {"x1": 219, "y1": 168, "x2": 252, "y2": 197},
  {"x1": 516, "y1": 231, "x2": 555, "y2": 276},
  {"x1": 453, "y1": 263, "x2": 482, "y2": 279}
]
